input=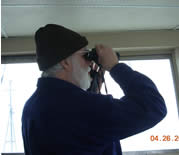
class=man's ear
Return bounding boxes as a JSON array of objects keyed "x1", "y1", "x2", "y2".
[{"x1": 60, "y1": 58, "x2": 71, "y2": 71}]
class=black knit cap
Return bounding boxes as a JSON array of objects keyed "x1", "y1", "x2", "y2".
[{"x1": 35, "y1": 24, "x2": 88, "y2": 71}]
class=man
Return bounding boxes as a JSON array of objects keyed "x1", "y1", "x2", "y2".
[{"x1": 22, "y1": 24, "x2": 167, "y2": 155}]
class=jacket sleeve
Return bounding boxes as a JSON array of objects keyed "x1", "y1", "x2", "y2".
[{"x1": 86, "y1": 63, "x2": 167, "y2": 141}]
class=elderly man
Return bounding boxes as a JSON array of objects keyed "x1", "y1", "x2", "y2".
[{"x1": 22, "y1": 24, "x2": 167, "y2": 155}]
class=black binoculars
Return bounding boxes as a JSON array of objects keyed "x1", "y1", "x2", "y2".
[{"x1": 83, "y1": 48, "x2": 120, "y2": 66}]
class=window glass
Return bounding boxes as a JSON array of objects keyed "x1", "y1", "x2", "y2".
[
  {"x1": 0, "y1": 63, "x2": 41, "y2": 153},
  {"x1": 101, "y1": 59, "x2": 179, "y2": 151}
]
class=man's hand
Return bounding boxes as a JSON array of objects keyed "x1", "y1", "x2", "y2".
[{"x1": 95, "y1": 44, "x2": 118, "y2": 71}]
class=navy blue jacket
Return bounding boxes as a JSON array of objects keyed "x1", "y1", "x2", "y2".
[{"x1": 22, "y1": 63, "x2": 167, "y2": 155}]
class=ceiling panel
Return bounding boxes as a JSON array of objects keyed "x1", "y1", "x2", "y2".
[
  {"x1": 2, "y1": 0, "x2": 179, "y2": 7},
  {"x1": 1, "y1": 0, "x2": 179, "y2": 37}
]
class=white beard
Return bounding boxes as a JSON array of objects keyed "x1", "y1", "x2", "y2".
[{"x1": 71, "y1": 57, "x2": 91, "y2": 90}]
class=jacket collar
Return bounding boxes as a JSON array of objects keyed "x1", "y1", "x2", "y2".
[{"x1": 37, "y1": 77, "x2": 83, "y2": 91}]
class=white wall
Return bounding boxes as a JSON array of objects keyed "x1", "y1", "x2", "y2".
[{"x1": 2, "y1": 30, "x2": 179, "y2": 55}]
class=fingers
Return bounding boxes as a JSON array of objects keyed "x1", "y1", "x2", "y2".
[
  {"x1": 95, "y1": 44, "x2": 104, "y2": 57},
  {"x1": 95, "y1": 44, "x2": 118, "y2": 71}
]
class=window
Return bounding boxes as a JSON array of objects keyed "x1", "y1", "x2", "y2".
[
  {"x1": 101, "y1": 58, "x2": 179, "y2": 152},
  {"x1": 0, "y1": 63, "x2": 41, "y2": 153},
  {"x1": 0, "y1": 55, "x2": 179, "y2": 154}
]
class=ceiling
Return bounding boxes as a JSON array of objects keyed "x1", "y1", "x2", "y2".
[{"x1": 1, "y1": 0, "x2": 179, "y2": 37}]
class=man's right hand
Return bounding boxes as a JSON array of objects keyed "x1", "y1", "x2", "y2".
[{"x1": 95, "y1": 44, "x2": 118, "y2": 71}]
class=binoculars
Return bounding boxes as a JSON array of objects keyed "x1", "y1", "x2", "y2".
[{"x1": 83, "y1": 48, "x2": 120, "y2": 66}]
